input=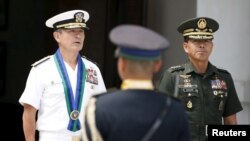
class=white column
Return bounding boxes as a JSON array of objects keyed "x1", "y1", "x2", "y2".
[{"x1": 197, "y1": 0, "x2": 250, "y2": 124}]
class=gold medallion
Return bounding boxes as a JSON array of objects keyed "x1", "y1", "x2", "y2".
[{"x1": 187, "y1": 100, "x2": 192, "y2": 109}]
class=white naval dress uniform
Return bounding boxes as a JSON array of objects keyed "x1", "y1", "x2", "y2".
[{"x1": 19, "y1": 55, "x2": 107, "y2": 141}]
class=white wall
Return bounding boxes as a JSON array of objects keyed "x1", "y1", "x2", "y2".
[
  {"x1": 197, "y1": 0, "x2": 250, "y2": 124},
  {"x1": 147, "y1": 0, "x2": 196, "y2": 85}
]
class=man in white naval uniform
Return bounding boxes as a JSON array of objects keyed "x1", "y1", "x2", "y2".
[{"x1": 19, "y1": 9, "x2": 106, "y2": 141}]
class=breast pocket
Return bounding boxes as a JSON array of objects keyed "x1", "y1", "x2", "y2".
[
  {"x1": 42, "y1": 80, "x2": 65, "y2": 107},
  {"x1": 179, "y1": 88, "x2": 199, "y2": 112}
]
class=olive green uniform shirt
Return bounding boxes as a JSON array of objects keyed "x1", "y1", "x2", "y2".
[{"x1": 158, "y1": 62, "x2": 243, "y2": 141}]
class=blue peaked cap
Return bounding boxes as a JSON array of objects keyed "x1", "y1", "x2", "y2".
[{"x1": 109, "y1": 24, "x2": 170, "y2": 60}]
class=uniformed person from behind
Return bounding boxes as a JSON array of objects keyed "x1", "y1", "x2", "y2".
[
  {"x1": 19, "y1": 10, "x2": 106, "y2": 141},
  {"x1": 81, "y1": 24, "x2": 190, "y2": 141},
  {"x1": 158, "y1": 17, "x2": 243, "y2": 141}
]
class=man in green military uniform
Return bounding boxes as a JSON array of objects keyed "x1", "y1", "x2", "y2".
[{"x1": 158, "y1": 17, "x2": 243, "y2": 141}]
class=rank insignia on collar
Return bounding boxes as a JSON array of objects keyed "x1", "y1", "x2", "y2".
[{"x1": 86, "y1": 67, "x2": 98, "y2": 85}]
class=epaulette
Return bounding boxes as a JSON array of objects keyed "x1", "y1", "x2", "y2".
[
  {"x1": 217, "y1": 67, "x2": 230, "y2": 74},
  {"x1": 168, "y1": 65, "x2": 184, "y2": 73},
  {"x1": 82, "y1": 55, "x2": 99, "y2": 66},
  {"x1": 31, "y1": 55, "x2": 51, "y2": 67}
]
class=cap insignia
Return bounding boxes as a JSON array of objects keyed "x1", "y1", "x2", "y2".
[
  {"x1": 197, "y1": 18, "x2": 206, "y2": 29},
  {"x1": 75, "y1": 12, "x2": 84, "y2": 23}
]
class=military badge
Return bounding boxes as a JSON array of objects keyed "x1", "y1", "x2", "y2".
[
  {"x1": 211, "y1": 77, "x2": 227, "y2": 90},
  {"x1": 220, "y1": 80, "x2": 227, "y2": 89},
  {"x1": 187, "y1": 100, "x2": 192, "y2": 109},
  {"x1": 179, "y1": 74, "x2": 191, "y2": 79},
  {"x1": 213, "y1": 90, "x2": 218, "y2": 96},
  {"x1": 75, "y1": 12, "x2": 84, "y2": 23},
  {"x1": 86, "y1": 67, "x2": 98, "y2": 85},
  {"x1": 179, "y1": 74, "x2": 193, "y2": 88},
  {"x1": 70, "y1": 110, "x2": 80, "y2": 120},
  {"x1": 197, "y1": 18, "x2": 206, "y2": 29}
]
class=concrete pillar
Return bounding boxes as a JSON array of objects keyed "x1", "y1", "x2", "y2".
[{"x1": 197, "y1": 0, "x2": 250, "y2": 124}]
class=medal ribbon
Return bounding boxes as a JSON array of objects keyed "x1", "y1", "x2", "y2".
[{"x1": 54, "y1": 49, "x2": 86, "y2": 132}]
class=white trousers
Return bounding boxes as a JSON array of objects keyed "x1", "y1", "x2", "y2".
[{"x1": 39, "y1": 131, "x2": 81, "y2": 141}]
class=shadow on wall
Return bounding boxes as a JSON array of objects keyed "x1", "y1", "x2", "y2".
[{"x1": 0, "y1": 102, "x2": 25, "y2": 141}]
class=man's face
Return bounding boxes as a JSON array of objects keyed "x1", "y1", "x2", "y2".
[
  {"x1": 183, "y1": 39, "x2": 213, "y2": 62},
  {"x1": 54, "y1": 28, "x2": 85, "y2": 52}
]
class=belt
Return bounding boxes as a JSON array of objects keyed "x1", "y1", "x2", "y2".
[{"x1": 40, "y1": 131, "x2": 81, "y2": 141}]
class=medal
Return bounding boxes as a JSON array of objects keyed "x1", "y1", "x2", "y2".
[
  {"x1": 187, "y1": 100, "x2": 192, "y2": 109},
  {"x1": 54, "y1": 49, "x2": 86, "y2": 131},
  {"x1": 70, "y1": 110, "x2": 80, "y2": 120}
]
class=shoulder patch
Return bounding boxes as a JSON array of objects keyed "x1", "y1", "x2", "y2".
[
  {"x1": 31, "y1": 55, "x2": 51, "y2": 67},
  {"x1": 82, "y1": 56, "x2": 99, "y2": 66},
  {"x1": 168, "y1": 65, "x2": 184, "y2": 72}
]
